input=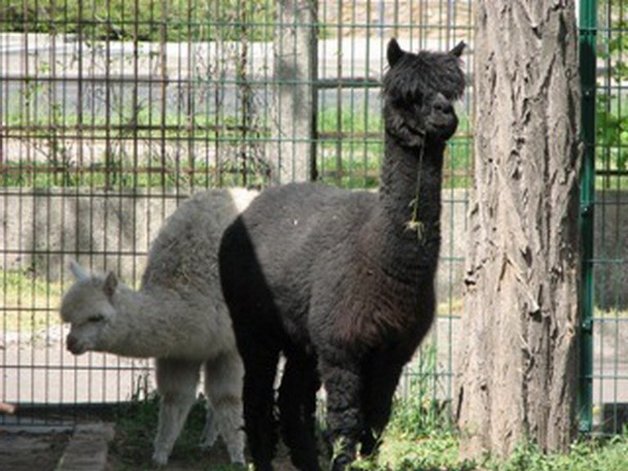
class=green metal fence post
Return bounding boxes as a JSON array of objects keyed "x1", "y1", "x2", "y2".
[{"x1": 578, "y1": 0, "x2": 597, "y2": 434}]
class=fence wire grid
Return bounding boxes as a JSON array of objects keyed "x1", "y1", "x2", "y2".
[{"x1": 0, "y1": 0, "x2": 625, "y2": 436}]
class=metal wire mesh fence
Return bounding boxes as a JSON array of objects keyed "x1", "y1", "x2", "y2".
[
  {"x1": 585, "y1": 0, "x2": 628, "y2": 435},
  {"x1": 0, "y1": 0, "x2": 472, "y2": 425},
  {"x1": 0, "y1": 0, "x2": 624, "y2": 436}
]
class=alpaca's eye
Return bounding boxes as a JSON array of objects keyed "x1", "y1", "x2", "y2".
[
  {"x1": 412, "y1": 94, "x2": 423, "y2": 106},
  {"x1": 88, "y1": 315, "x2": 104, "y2": 323}
]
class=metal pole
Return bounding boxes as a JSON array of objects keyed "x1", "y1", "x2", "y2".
[{"x1": 578, "y1": 0, "x2": 596, "y2": 435}]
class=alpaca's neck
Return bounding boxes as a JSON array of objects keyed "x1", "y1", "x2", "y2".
[
  {"x1": 106, "y1": 285, "x2": 182, "y2": 358},
  {"x1": 378, "y1": 136, "x2": 445, "y2": 232},
  {"x1": 361, "y1": 134, "x2": 445, "y2": 283}
]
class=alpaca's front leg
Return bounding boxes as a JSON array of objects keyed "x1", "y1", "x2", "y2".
[
  {"x1": 278, "y1": 352, "x2": 321, "y2": 471},
  {"x1": 239, "y1": 344, "x2": 281, "y2": 471},
  {"x1": 319, "y1": 357, "x2": 363, "y2": 471},
  {"x1": 360, "y1": 356, "x2": 405, "y2": 455},
  {"x1": 153, "y1": 358, "x2": 200, "y2": 465}
]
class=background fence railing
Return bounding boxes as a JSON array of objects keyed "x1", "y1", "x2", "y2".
[
  {"x1": 0, "y1": 0, "x2": 625, "y2": 435},
  {"x1": 581, "y1": 0, "x2": 628, "y2": 435}
]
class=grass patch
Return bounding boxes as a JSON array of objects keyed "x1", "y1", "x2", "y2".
[
  {"x1": 1, "y1": 0, "x2": 275, "y2": 42},
  {"x1": 595, "y1": 306, "x2": 628, "y2": 318},
  {"x1": 3, "y1": 105, "x2": 476, "y2": 190},
  {"x1": 354, "y1": 428, "x2": 628, "y2": 471},
  {"x1": 316, "y1": 105, "x2": 382, "y2": 189},
  {"x1": 392, "y1": 345, "x2": 450, "y2": 435},
  {"x1": 354, "y1": 431, "x2": 475, "y2": 471},
  {"x1": 316, "y1": 106, "x2": 473, "y2": 189},
  {"x1": 1, "y1": 269, "x2": 63, "y2": 332},
  {"x1": 108, "y1": 359, "x2": 628, "y2": 471},
  {"x1": 0, "y1": 158, "x2": 262, "y2": 190},
  {"x1": 482, "y1": 433, "x2": 628, "y2": 471},
  {"x1": 109, "y1": 393, "x2": 245, "y2": 470}
]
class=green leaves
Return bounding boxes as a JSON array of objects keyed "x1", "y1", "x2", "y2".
[
  {"x1": 596, "y1": 11, "x2": 627, "y2": 174},
  {"x1": 0, "y1": 0, "x2": 274, "y2": 42}
]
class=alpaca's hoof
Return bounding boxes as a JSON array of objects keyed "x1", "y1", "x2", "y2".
[
  {"x1": 152, "y1": 450, "x2": 169, "y2": 466},
  {"x1": 331, "y1": 454, "x2": 353, "y2": 471},
  {"x1": 226, "y1": 439, "x2": 246, "y2": 466}
]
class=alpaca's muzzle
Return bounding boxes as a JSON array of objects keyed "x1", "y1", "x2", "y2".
[{"x1": 66, "y1": 334, "x2": 86, "y2": 355}]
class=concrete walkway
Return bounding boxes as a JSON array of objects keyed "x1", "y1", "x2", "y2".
[
  {"x1": 0, "y1": 418, "x2": 113, "y2": 471},
  {"x1": 57, "y1": 423, "x2": 114, "y2": 471}
]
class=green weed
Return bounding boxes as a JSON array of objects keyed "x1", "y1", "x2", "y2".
[
  {"x1": 354, "y1": 428, "x2": 628, "y2": 471},
  {"x1": 110, "y1": 393, "x2": 246, "y2": 470},
  {"x1": 482, "y1": 432, "x2": 628, "y2": 471},
  {"x1": 1, "y1": 269, "x2": 63, "y2": 332},
  {"x1": 107, "y1": 376, "x2": 628, "y2": 470},
  {"x1": 390, "y1": 345, "x2": 450, "y2": 436}
]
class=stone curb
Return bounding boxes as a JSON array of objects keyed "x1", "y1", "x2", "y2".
[{"x1": 56, "y1": 423, "x2": 115, "y2": 471}]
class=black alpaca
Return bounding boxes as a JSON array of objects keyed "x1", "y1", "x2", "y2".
[{"x1": 219, "y1": 39, "x2": 465, "y2": 471}]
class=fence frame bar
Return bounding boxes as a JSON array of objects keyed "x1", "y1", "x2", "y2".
[{"x1": 578, "y1": 0, "x2": 597, "y2": 434}]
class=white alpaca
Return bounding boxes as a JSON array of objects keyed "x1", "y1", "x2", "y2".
[{"x1": 60, "y1": 188, "x2": 257, "y2": 466}]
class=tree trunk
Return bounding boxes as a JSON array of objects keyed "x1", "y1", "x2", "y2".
[
  {"x1": 454, "y1": 0, "x2": 581, "y2": 459},
  {"x1": 270, "y1": 0, "x2": 318, "y2": 183}
]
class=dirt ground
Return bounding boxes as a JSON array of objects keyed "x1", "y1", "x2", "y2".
[
  {"x1": 105, "y1": 444, "x2": 298, "y2": 471},
  {"x1": 0, "y1": 429, "x2": 71, "y2": 471},
  {"x1": 1, "y1": 320, "x2": 625, "y2": 470},
  {"x1": 0, "y1": 425, "x2": 298, "y2": 471}
]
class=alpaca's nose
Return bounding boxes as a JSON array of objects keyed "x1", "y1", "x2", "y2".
[
  {"x1": 66, "y1": 334, "x2": 80, "y2": 354},
  {"x1": 432, "y1": 93, "x2": 453, "y2": 114}
]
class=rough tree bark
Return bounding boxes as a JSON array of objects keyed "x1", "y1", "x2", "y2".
[{"x1": 454, "y1": 0, "x2": 582, "y2": 459}]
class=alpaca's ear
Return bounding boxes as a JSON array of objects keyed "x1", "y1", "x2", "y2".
[
  {"x1": 387, "y1": 38, "x2": 404, "y2": 67},
  {"x1": 103, "y1": 272, "x2": 118, "y2": 299},
  {"x1": 69, "y1": 260, "x2": 90, "y2": 281},
  {"x1": 449, "y1": 41, "x2": 466, "y2": 57}
]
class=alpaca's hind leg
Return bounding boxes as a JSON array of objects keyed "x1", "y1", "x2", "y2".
[
  {"x1": 203, "y1": 352, "x2": 246, "y2": 465},
  {"x1": 278, "y1": 352, "x2": 321, "y2": 471},
  {"x1": 240, "y1": 344, "x2": 280, "y2": 471},
  {"x1": 153, "y1": 358, "x2": 200, "y2": 465},
  {"x1": 318, "y1": 355, "x2": 363, "y2": 471},
  {"x1": 199, "y1": 396, "x2": 219, "y2": 450}
]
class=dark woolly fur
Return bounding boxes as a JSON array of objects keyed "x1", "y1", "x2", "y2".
[{"x1": 219, "y1": 39, "x2": 465, "y2": 471}]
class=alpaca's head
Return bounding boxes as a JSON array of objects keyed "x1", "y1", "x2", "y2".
[
  {"x1": 383, "y1": 39, "x2": 465, "y2": 145},
  {"x1": 60, "y1": 261, "x2": 120, "y2": 355}
]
